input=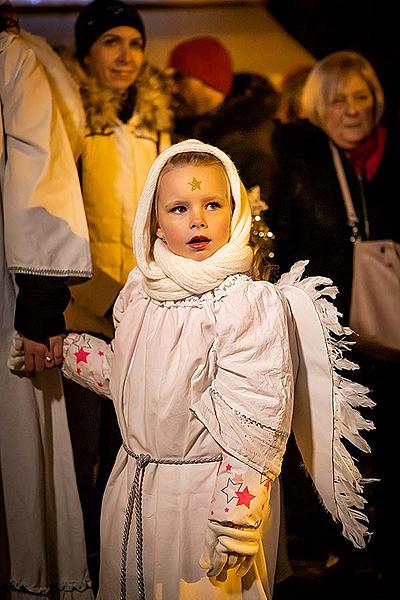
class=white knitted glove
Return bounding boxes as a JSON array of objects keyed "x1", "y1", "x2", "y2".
[
  {"x1": 199, "y1": 520, "x2": 261, "y2": 579},
  {"x1": 7, "y1": 332, "x2": 25, "y2": 372}
]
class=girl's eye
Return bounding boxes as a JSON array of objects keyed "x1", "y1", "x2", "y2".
[
  {"x1": 206, "y1": 201, "x2": 222, "y2": 210},
  {"x1": 170, "y1": 205, "x2": 187, "y2": 214},
  {"x1": 103, "y1": 38, "x2": 117, "y2": 46}
]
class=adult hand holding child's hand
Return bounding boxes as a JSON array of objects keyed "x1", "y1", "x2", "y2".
[{"x1": 8, "y1": 332, "x2": 64, "y2": 376}]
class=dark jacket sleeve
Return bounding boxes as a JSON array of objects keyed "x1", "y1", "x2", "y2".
[{"x1": 14, "y1": 274, "x2": 71, "y2": 343}]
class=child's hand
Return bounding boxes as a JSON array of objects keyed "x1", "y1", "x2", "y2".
[
  {"x1": 199, "y1": 521, "x2": 260, "y2": 580},
  {"x1": 201, "y1": 454, "x2": 272, "y2": 580}
]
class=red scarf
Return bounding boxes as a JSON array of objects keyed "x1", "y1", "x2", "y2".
[{"x1": 347, "y1": 124, "x2": 387, "y2": 180}]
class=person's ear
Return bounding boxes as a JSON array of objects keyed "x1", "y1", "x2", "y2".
[{"x1": 156, "y1": 227, "x2": 166, "y2": 243}]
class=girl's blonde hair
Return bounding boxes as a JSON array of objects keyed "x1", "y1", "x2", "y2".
[
  {"x1": 251, "y1": 242, "x2": 276, "y2": 282},
  {"x1": 150, "y1": 150, "x2": 274, "y2": 281},
  {"x1": 301, "y1": 50, "x2": 385, "y2": 129}
]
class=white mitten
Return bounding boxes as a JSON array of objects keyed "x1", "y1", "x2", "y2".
[
  {"x1": 7, "y1": 332, "x2": 25, "y2": 372},
  {"x1": 200, "y1": 454, "x2": 272, "y2": 579},
  {"x1": 199, "y1": 520, "x2": 261, "y2": 579}
]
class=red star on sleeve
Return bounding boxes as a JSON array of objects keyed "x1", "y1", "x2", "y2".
[
  {"x1": 235, "y1": 486, "x2": 256, "y2": 508},
  {"x1": 225, "y1": 463, "x2": 232, "y2": 471},
  {"x1": 74, "y1": 347, "x2": 90, "y2": 364}
]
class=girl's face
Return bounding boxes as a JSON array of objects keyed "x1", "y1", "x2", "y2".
[
  {"x1": 156, "y1": 164, "x2": 232, "y2": 261},
  {"x1": 323, "y1": 73, "x2": 375, "y2": 150},
  {"x1": 84, "y1": 26, "x2": 144, "y2": 92}
]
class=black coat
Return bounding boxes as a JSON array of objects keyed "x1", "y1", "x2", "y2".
[
  {"x1": 172, "y1": 72, "x2": 280, "y2": 203},
  {"x1": 267, "y1": 119, "x2": 400, "y2": 319}
]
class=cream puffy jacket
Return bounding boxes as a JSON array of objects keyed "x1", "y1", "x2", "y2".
[{"x1": 62, "y1": 56, "x2": 172, "y2": 338}]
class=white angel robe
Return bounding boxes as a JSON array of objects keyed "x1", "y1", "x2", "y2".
[
  {"x1": 63, "y1": 269, "x2": 295, "y2": 600},
  {"x1": 62, "y1": 262, "x2": 374, "y2": 600}
]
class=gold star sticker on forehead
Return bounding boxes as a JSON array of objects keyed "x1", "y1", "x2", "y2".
[{"x1": 188, "y1": 177, "x2": 201, "y2": 191}]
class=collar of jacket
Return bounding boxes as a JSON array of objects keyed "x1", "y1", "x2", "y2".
[{"x1": 60, "y1": 52, "x2": 172, "y2": 134}]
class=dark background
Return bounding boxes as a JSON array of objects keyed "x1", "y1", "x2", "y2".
[{"x1": 267, "y1": 0, "x2": 400, "y2": 116}]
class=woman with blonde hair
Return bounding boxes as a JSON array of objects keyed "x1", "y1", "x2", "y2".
[
  {"x1": 301, "y1": 51, "x2": 384, "y2": 131},
  {"x1": 268, "y1": 50, "x2": 399, "y2": 590},
  {"x1": 269, "y1": 50, "x2": 394, "y2": 313}
]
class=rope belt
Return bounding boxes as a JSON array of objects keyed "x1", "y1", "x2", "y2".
[{"x1": 120, "y1": 443, "x2": 222, "y2": 600}]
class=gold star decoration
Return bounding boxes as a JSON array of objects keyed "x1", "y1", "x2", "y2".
[{"x1": 188, "y1": 177, "x2": 201, "y2": 191}]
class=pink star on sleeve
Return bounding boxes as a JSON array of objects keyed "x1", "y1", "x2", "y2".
[
  {"x1": 235, "y1": 486, "x2": 256, "y2": 508},
  {"x1": 74, "y1": 346, "x2": 90, "y2": 364}
]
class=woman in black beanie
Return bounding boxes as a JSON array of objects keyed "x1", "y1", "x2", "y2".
[
  {"x1": 61, "y1": 0, "x2": 171, "y2": 585},
  {"x1": 75, "y1": 0, "x2": 146, "y2": 67}
]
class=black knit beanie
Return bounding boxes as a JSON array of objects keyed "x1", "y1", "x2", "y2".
[{"x1": 75, "y1": 0, "x2": 146, "y2": 64}]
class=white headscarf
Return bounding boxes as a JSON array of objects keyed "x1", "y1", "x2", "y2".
[{"x1": 133, "y1": 139, "x2": 253, "y2": 301}]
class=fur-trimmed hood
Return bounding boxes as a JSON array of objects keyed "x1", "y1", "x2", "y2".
[{"x1": 60, "y1": 50, "x2": 172, "y2": 134}]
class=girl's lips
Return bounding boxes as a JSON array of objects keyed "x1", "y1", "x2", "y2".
[{"x1": 188, "y1": 236, "x2": 210, "y2": 249}]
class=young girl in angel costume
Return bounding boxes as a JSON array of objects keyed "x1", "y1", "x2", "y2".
[{"x1": 39, "y1": 139, "x2": 372, "y2": 599}]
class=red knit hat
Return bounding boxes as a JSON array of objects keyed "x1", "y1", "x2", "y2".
[{"x1": 168, "y1": 36, "x2": 233, "y2": 96}]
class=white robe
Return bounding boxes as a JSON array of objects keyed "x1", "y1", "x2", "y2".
[
  {"x1": 63, "y1": 270, "x2": 294, "y2": 600},
  {"x1": 62, "y1": 263, "x2": 374, "y2": 600},
  {"x1": 0, "y1": 31, "x2": 93, "y2": 599}
]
